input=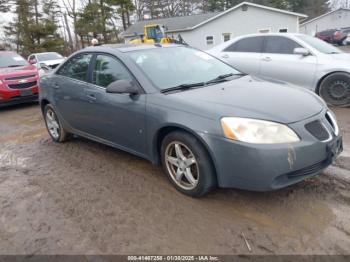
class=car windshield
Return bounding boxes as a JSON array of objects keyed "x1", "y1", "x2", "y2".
[
  {"x1": 36, "y1": 53, "x2": 63, "y2": 61},
  {"x1": 128, "y1": 46, "x2": 241, "y2": 90},
  {"x1": 0, "y1": 53, "x2": 29, "y2": 68},
  {"x1": 297, "y1": 35, "x2": 343, "y2": 54}
]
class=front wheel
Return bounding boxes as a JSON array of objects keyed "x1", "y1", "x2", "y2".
[
  {"x1": 161, "y1": 131, "x2": 217, "y2": 197},
  {"x1": 44, "y1": 104, "x2": 69, "y2": 142},
  {"x1": 319, "y1": 73, "x2": 350, "y2": 107}
]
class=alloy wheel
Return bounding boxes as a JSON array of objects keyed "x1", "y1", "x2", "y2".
[
  {"x1": 46, "y1": 108, "x2": 60, "y2": 140},
  {"x1": 165, "y1": 141, "x2": 199, "y2": 190},
  {"x1": 328, "y1": 80, "x2": 349, "y2": 101}
]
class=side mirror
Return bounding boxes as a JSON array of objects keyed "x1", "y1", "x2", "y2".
[
  {"x1": 29, "y1": 59, "x2": 37, "y2": 65},
  {"x1": 294, "y1": 48, "x2": 310, "y2": 56},
  {"x1": 106, "y1": 80, "x2": 139, "y2": 95}
]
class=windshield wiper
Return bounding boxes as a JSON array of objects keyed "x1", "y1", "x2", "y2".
[
  {"x1": 205, "y1": 73, "x2": 245, "y2": 85},
  {"x1": 161, "y1": 82, "x2": 205, "y2": 93}
]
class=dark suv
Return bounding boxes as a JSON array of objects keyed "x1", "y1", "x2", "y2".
[
  {"x1": 316, "y1": 29, "x2": 347, "y2": 46},
  {"x1": 0, "y1": 51, "x2": 39, "y2": 107}
]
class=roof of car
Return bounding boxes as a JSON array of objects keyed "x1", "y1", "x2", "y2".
[
  {"x1": 31, "y1": 52, "x2": 61, "y2": 56},
  {"x1": 85, "y1": 43, "x2": 185, "y2": 53},
  {"x1": 237, "y1": 33, "x2": 304, "y2": 38}
]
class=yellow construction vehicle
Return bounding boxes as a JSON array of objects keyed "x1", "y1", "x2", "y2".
[{"x1": 129, "y1": 24, "x2": 183, "y2": 44}]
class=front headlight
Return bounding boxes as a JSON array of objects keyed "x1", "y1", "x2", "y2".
[{"x1": 221, "y1": 117, "x2": 300, "y2": 144}]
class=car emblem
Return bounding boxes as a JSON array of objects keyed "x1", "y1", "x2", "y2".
[{"x1": 18, "y1": 79, "x2": 28, "y2": 83}]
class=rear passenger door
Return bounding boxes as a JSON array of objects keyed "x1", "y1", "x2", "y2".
[
  {"x1": 260, "y1": 36, "x2": 317, "y2": 89},
  {"x1": 219, "y1": 36, "x2": 264, "y2": 75},
  {"x1": 54, "y1": 53, "x2": 93, "y2": 130}
]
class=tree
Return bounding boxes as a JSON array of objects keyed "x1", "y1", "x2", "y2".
[
  {"x1": 4, "y1": 0, "x2": 65, "y2": 56},
  {"x1": 0, "y1": 0, "x2": 10, "y2": 12},
  {"x1": 328, "y1": 0, "x2": 350, "y2": 9}
]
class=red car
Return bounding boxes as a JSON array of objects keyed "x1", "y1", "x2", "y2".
[
  {"x1": 0, "y1": 51, "x2": 39, "y2": 107},
  {"x1": 316, "y1": 29, "x2": 347, "y2": 46}
]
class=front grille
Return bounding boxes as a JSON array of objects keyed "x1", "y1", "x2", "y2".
[
  {"x1": 5, "y1": 74, "x2": 36, "y2": 80},
  {"x1": 8, "y1": 81, "x2": 37, "y2": 89},
  {"x1": 305, "y1": 120, "x2": 330, "y2": 141},
  {"x1": 287, "y1": 157, "x2": 331, "y2": 179}
]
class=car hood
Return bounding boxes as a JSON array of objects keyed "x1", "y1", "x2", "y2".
[
  {"x1": 0, "y1": 65, "x2": 38, "y2": 80},
  {"x1": 166, "y1": 75, "x2": 324, "y2": 124},
  {"x1": 39, "y1": 59, "x2": 64, "y2": 66}
]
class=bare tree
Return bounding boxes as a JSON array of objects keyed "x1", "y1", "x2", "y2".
[
  {"x1": 61, "y1": 0, "x2": 79, "y2": 50},
  {"x1": 328, "y1": 0, "x2": 350, "y2": 9}
]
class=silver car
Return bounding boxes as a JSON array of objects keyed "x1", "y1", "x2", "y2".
[
  {"x1": 208, "y1": 33, "x2": 350, "y2": 107},
  {"x1": 28, "y1": 52, "x2": 65, "y2": 70}
]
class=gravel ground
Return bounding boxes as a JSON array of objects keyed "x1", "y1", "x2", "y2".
[{"x1": 0, "y1": 103, "x2": 349, "y2": 255}]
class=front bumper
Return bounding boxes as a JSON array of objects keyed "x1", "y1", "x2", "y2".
[
  {"x1": 0, "y1": 86, "x2": 39, "y2": 107},
  {"x1": 200, "y1": 111, "x2": 343, "y2": 191}
]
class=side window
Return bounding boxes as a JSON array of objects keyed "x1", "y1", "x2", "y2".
[
  {"x1": 92, "y1": 55, "x2": 133, "y2": 88},
  {"x1": 222, "y1": 33, "x2": 231, "y2": 42},
  {"x1": 264, "y1": 36, "x2": 302, "y2": 54},
  {"x1": 279, "y1": 28, "x2": 288, "y2": 33},
  {"x1": 206, "y1": 36, "x2": 214, "y2": 45},
  {"x1": 57, "y1": 53, "x2": 92, "y2": 82},
  {"x1": 224, "y1": 36, "x2": 264, "y2": 53}
]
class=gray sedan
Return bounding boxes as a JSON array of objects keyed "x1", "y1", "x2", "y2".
[
  {"x1": 208, "y1": 33, "x2": 350, "y2": 107},
  {"x1": 39, "y1": 44, "x2": 342, "y2": 197}
]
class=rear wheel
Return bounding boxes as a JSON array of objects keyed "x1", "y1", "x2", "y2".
[
  {"x1": 44, "y1": 104, "x2": 69, "y2": 142},
  {"x1": 319, "y1": 73, "x2": 350, "y2": 107},
  {"x1": 161, "y1": 131, "x2": 216, "y2": 197}
]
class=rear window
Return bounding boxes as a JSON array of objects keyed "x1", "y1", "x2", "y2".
[
  {"x1": 224, "y1": 36, "x2": 264, "y2": 53},
  {"x1": 0, "y1": 53, "x2": 29, "y2": 68}
]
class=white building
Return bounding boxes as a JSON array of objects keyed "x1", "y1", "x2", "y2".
[
  {"x1": 122, "y1": 2, "x2": 307, "y2": 50},
  {"x1": 300, "y1": 8, "x2": 350, "y2": 36}
]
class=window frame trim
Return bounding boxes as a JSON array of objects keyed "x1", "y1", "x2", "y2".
[
  {"x1": 55, "y1": 52, "x2": 93, "y2": 83},
  {"x1": 89, "y1": 52, "x2": 145, "y2": 94}
]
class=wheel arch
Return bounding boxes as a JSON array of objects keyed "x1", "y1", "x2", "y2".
[
  {"x1": 152, "y1": 124, "x2": 218, "y2": 181},
  {"x1": 316, "y1": 71, "x2": 350, "y2": 94},
  {"x1": 40, "y1": 99, "x2": 51, "y2": 114}
]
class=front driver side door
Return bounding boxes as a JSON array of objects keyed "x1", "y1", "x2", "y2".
[
  {"x1": 219, "y1": 36, "x2": 264, "y2": 75},
  {"x1": 260, "y1": 36, "x2": 317, "y2": 89},
  {"x1": 81, "y1": 54, "x2": 147, "y2": 156}
]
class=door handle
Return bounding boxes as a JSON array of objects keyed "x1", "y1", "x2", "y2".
[
  {"x1": 222, "y1": 54, "x2": 229, "y2": 59},
  {"x1": 262, "y1": 57, "x2": 272, "y2": 62},
  {"x1": 53, "y1": 83, "x2": 60, "y2": 89}
]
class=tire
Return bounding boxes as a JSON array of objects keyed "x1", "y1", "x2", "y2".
[
  {"x1": 319, "y1": 73, "x2": 350, "y2": 107},
  {"x1": 44, "y1": 104, "x2": 69, "y2": 142},
  {"x1": 161, "y1": 131, "x2": 217, "y2": 197}
]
